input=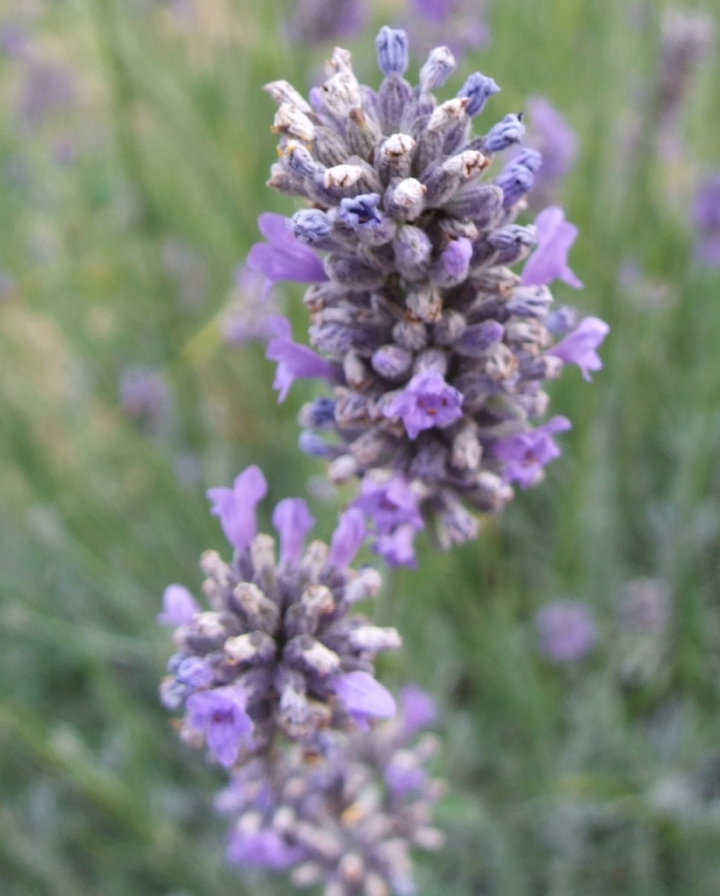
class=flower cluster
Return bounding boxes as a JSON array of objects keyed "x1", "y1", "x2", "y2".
[
  {"x1": 159, "y1": 465, "x2": 402, "y2": 767},
  {"x1": 254, "y1": 27, "x2": 608, "y2": 554},
  {"x1": 215, "y1": 685, "x2": 444, "y2": 896}
]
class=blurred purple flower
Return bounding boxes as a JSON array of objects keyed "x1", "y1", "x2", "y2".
[
  {"x1": 18, "y1": 62, "x2": 75, "y2": 127},
  {"x1": 383, "y1": 369, "x2": 464, "y2": 439},
  {"x1": 119, "y1": 367, "x2": 171, "y2": 434},
  {"x1": 186, "y1": 686, "x2": 252, "y2": 767},
  {"x1": 526, "y1": 96, "x2": 578, "y2": 183},
  {"x1": 399, "y1": 684, "x2": 436, "y2": 736},
  {"x1": 0, "y1": 24, "x2": 28, "y2": 59},
  {"x1": 247, "y1": 213, "x2": 327, "y2": 298},
  {"x1": 548, "y1": 316, "x2": 610, "y2": 381},
  {"x1": 221, "y1": 265, "x2": 277, "y2": 345},
  {"x1": 266, "y1": 315, "x2": 338, "y2": 403},
  {"x1": 692, "y1": 171, "x2": 720, "y2": 266},
  {"x1": 332, "y1": 671, "x2": 397, "y2": 729},
  {"x1": 207, "y1": 465, "x2": 268, "y2": 553},
  {"x1": 285, "y1": 0, "x2": 366, "y2": 43},
  {"x1": 408, "y1": 0, "x2": 490, "y2": 60},
  {"x1": 521, "y1": 206, "x2": 583, "y2": 289},
  {"x1": 536, "y1": 600, "x2": 597, "y2": 664},
  {"x1": 494, "y1": 416, "x2": 572, "y2": 488}
]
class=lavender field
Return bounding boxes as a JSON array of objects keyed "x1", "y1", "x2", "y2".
[{"x1": 2, "y1": 1, "x2": 720, "y2": 894}]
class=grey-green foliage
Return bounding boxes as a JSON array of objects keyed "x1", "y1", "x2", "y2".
[{"x1": 2, "y1": 0, "x2": 720, "y2": 894}]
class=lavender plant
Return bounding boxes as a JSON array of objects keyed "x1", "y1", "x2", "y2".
[
  {"x1": 158, "y1": 25, "x2": 610, "y2": 895},
  {"x1": 253, "y1": 28, "x2": 608, "y2": 559}
]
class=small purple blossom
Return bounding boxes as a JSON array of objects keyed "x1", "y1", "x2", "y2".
[
  {"x1": 352, "y1": 475, "x2": 424, "y2": 534},
  {"x1": 383, "y1": 370, "x2": 464, "y2": 439},
  {"x1": 535, "y1": 600, "x2": 597, "y2": 664},
  {"x1": 494, "y1": 416, "x2": 572, "y2": 488},
  {"x1": 272, "y1": 498, "x2": 315, "y2": 568},
  {"x1": 265, "y1": 315, "x2": 338, "y2": 402},
  {"x1": 332, "y1": 671, "x2": 397, "y2": 729},
  {"x1": 521, "y1": 206, "x2": 583, "y2": 289},
  {"x1": 548, "y1": 316, "x2": 610, "y2": 382},
  {"x1": 351, "y1": 474, "x2": 424, "y2": 568},
  {"x1": 186, "y1": 686, "x2": 252, "y2": 767},
  {"x1": 207, "y1": 465, "x2": 268, "y2": 553},
  {"x1": 247, "y1": 213, "x2": 327, "y2": 298},
  {"x1": 157, "y1": 584, "x2": 199, "y2": 626}
]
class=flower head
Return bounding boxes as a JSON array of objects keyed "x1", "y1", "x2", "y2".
[
  {"x1": 160, "y1": 467, "x2": 400, "y2": 762},
  {"x1": 260, "y1": 28, "x2": 606, "y2": 547}
]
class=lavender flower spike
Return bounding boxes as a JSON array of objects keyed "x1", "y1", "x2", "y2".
[
  {"x1": 383, "y1": 370, "x2": 464, "y2": 439},
  {"x1": 521, "y1": 206, "x2": 583, "y2": 288},
  {"x1": 352, "y1": 472, "x2": 425, "y2": 568},
  {"x1": 493, "y1": 416, "x2": 572, "y2": 488},
  {"x1": 261, "y1": 27, "x2": 606, "y2": 546},
  {"x1": 247, "y1": 212, "x2": 328, "y2": 298},
  {"x1": 548, "y1": 316, "x2": 610, "y2": 382},
  {"x1": 207, "y1": 465, "x2": 268, "y2": 553},
  {"x1": 266, "y1": 315, "x2": 338, "y2": 402},
  {"x1": 160, "y1": 470, "x2": 401, "y2": 759}
]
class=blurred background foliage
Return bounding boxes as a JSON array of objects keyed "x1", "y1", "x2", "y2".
[{"x1": 3, "y1": 0, "x2": 720, "y2": 894}]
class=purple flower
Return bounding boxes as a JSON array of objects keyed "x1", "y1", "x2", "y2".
[
  {"x1": 247, "y1": 213, "x2": 327, "y2": 298},
  {"x1": 494, "y1": 416, "x2": 572, "y2": 488},
  {"x1": 548, "y1": 316, "x2": 610, "y2": 382},
  {"x1": 186, "y1": 686, "x2": 252, "y2": 767},
  {"x1": 383, "y1": 370, "x2": 464, "y2": 439},
  {"x1": 266, "y1": 315, "x2": 338, "y2": 403},
  {"x1": 328, "y1": 507, "x2": 367, "y2": 569},
  {"x1": 692, "y1": 172, "x2": 720, "y2": 266},
  {"x1": 285, "y1": 0, "x2": 366, "y2": 44},
  {"x1": 374, "y1": 524, "x2": 420, "y2": 568},
  {"x1": 521, "y1": 206, "x2": 583, "y2": 289},
  {"x1": 227, "y1": 828, "x2": 307, "y2": 870},
  {"x1": 351, "y1": 474, "x2": 425, "y2": 568},
  {"x1": 332, "y1": 671, "x2": 397, "y2": 729},
  {"x1": 352, "y1": 475, "x2": 424, "y2": 534},
  {"x1": 272, "y1": 498, "x2": 315, "y2": 568},
  {"x1": 526, "y1": 96, "x2": 578, "y2": 183},
  {"x1": 157, "y1": 584, "x2": 199, "y2": 626},
  {"x1": 207, "y1": 465, "x2": 268, "y2": 553},
  {"x1": 535, "y1": 600, "x2": 597, "y2": 664},
  {"x1": 399, "y1": 684, "x2": 437, "y2": 736}
]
